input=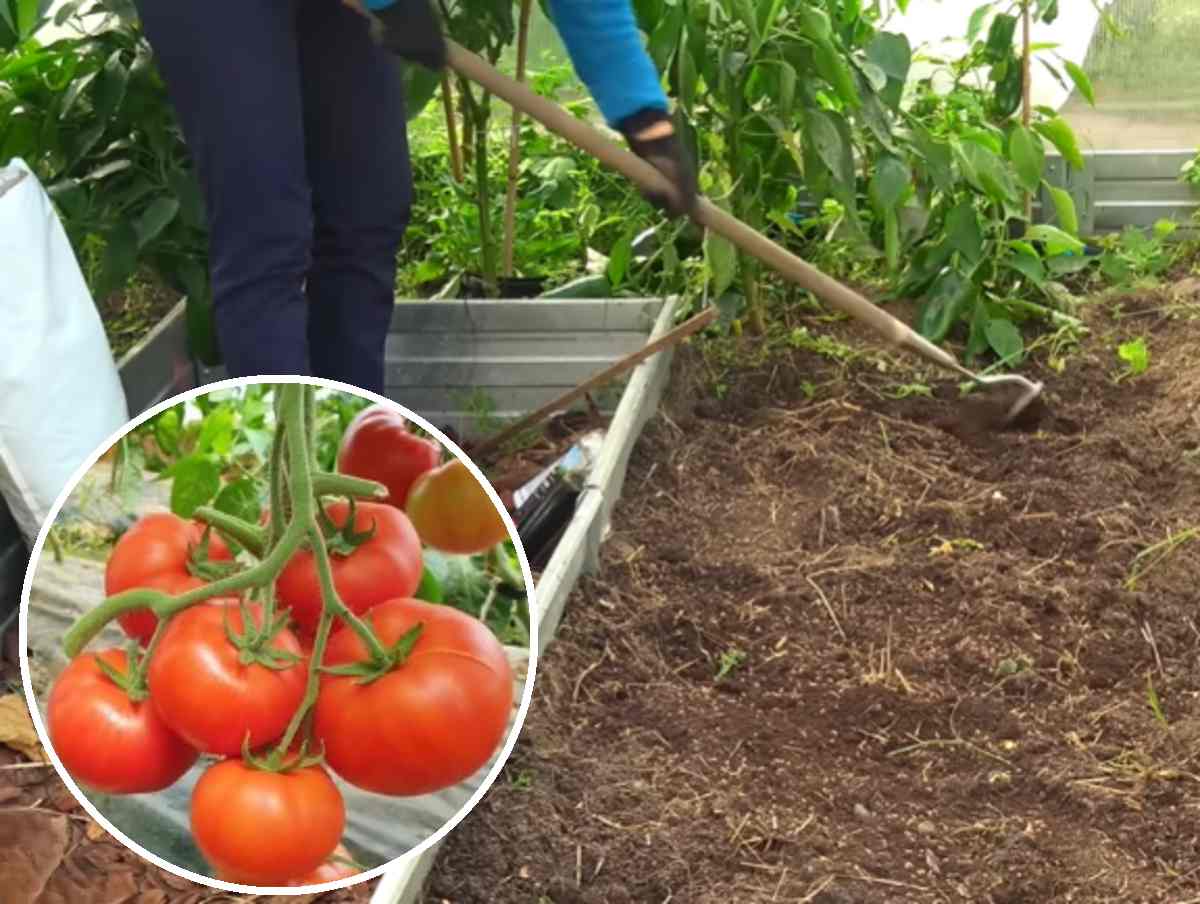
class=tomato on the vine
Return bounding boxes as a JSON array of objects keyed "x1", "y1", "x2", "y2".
[
  {"x1": 46, "y1": 649, "x2": 198, "y2": 794},
  {"x1": 276, "y1": 499, "x2": 423, "y2": 637},
  {"x1": 148, "y1": 601, "x2": 307, "y2": 756},
  {"x1": 105, "y1": 512, "x2": 235, "y2": 645},
  {"x1": 337, "y1": 405, "x2": 442, "y2": 508},
  {"x1": 314, "y1": 598, "x2": 514, "y2": 796},
  {"x1": 405, "y1": 459, "x2": 510, "y2": 555},
  {"x1": 191, "y1": 758, "x2": 345, "y2": 886}
]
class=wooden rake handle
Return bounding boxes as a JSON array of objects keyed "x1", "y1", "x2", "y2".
[{"x1": 466, "y1": 305, "x2": 716, "y2": 461}]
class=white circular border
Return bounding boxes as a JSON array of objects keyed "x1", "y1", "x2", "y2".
[{"x1": 17, "y1": 374, "x2": 541, "y2": 896}]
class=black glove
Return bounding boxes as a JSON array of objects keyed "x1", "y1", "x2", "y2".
[
  {"x1": 371, "y1": 0, "x2": 448, "y2": 72},
  {"x1": 616, "y1": 107, "x2": 698, "y2": 219}
]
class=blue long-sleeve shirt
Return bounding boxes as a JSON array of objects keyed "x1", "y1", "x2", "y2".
[
  {"x1": 547, "y1": 0, "x2": 668, "y2": 126},
  {"x1": 367, "y1": 0, "x2": 669, "y2": 127}
]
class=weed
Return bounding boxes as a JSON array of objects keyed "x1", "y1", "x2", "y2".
[
  {"x1": 715, "y1": 649, "x2": 747, "y2": 682},
  {"x1": 884, "y1": 383, "x2": 934, "y2": 400},
  {"x1": 1127, "y1": 526, "x2": 1199, "y2": 589},
  {"x1": 1115, "y1": 337, "x2": 1150, "y2": 380},
  {"x1": 929, "y1": 537, "x2": 985, "y2": 557},
  {"x1": 1146, "y1": 676, "x2": 1169, "y2": 727},
  {"x1": 509, "y1": 770, "x2": 534, "y2": 790}
]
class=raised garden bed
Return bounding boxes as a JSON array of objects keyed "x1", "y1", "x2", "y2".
[
  {"x1": 368, "y1": 297, "x2": 681, "y2": 904},
  {"x1": 417, "y1": 280, "x2": 1200, "y2": 903}
]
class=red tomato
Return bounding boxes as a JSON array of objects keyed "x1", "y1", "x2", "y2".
[
  {"x1": 148, "y1": 602, "x2": 307, "y2": 756},
  {"x1": 46, "y1": 649, "x2": 198, "y2": 794},
  {"x1": 105, "y1": 512, "x2": 235, "y2": 645},
  {"x1": 215, "y1": 844, "x2": 360, "y2": 887},
  {"x1": 276, "y1": 499, "x2": 423, "y2": 637},
  {"x1": 405, "y1": 459, "x2": 509, "y2": 555},
  {"x1": 285, "y1": 844, "x2": 360, "y2": 886},
  {"x1": 314, "y1": 598, "x2": 514, "y2": 796},
  {"x1": 191, "y1": 759, "x2": 345, "y2": 886},
  {"x1": 337, "y1": 405, "x2": 442, "y2": 508}
]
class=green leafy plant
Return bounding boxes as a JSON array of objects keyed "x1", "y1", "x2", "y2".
[
  {"x1": 635, "y1": 0, "x2": 903, "y2": 332},
  {"x1": 1, "y1": 0, "x2": 217, "y2": 360},
  {"x1": 1100, "y1": 220, "x2": 1178, "y2": 285},
  {"x1": 1182, "y1": 153, "x2": 1200, "y2": 189},
  {"x1": 1115, "y1": 336, "x2": 1149, "y2": 380}
]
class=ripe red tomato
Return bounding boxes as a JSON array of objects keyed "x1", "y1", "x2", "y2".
[
  {"x1": 276, "y1": 499, "x2": 423, "y2": 637},
  {"x1": 46, "y1": 649, "x2": 198, "y2": 794},
  {"x1": 105, "y1": 512, "x2": 235, "y2": 645},
  {"x1": 405, "y1": 459, "x2": 509, "y2": 555},
  {"x1": 314, "y1": 598, "x2": 514, "y2": 796},
  {"x1": 148, "y1": 602, "x2": 307, "y2": 756},
  {"x1": 337, "y1": 405, "x2": 442, "y2": 508},
  {"x1": 191, "y1": 759, "x2": 345, "y2": 886},
  {"x1": 214, "y1": 844, "x2": 359, "y2": 887}
]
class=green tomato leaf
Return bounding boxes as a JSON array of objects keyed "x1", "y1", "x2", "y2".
[
  {"x1": 213, "y1": 477, "x2": 262, "y2": 526},
  {"x1": 170, "y1": 455, "x2": 222, "y2": 519}
]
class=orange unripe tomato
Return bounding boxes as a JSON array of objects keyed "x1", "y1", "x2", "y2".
[{"x1": 405, "y1": 459, "x2": 509, "y2": 555}]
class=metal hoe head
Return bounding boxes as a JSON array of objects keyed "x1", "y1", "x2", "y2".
[{"x1": 972, "y1": 373, "x2": 1045, "y2": 424}]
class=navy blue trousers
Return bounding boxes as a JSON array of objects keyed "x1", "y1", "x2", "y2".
[{"x1": 135, "y1": 0, "x2": 412, "y2": 394}]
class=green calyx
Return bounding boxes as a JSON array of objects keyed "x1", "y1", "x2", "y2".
[
  {"x1": 242, "y1": 734, "x2": 327, "y2": 774},
  {"x1": 223, "y1": 600, "x2": 303, "y2": 672},
  {"x1": 95, "y1": 641, "x2": 152, "y2": 704},
  {"x1": 321, "y1": 622, "x2": 425, "y2": 686},
  {"x1": 317, "y1": 496, "x2": 378, "y2": 558}
]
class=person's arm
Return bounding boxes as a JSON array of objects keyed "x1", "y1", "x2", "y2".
[
  {"x1": 546, "y1": 0, "x2": 667, "y2": 127},
  {"x1": 547, "y1": 0, "x2": 697, "y2": 217}
]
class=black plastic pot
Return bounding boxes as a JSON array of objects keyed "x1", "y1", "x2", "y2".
[{"x1": 460, "y1": 273, "x2": 546, "y2": 299}]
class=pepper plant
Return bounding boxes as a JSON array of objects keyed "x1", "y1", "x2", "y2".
[
  {"x1": 633, "y1": 0, "x2": 907, "y2": 332},
  {"x1": 1, "y1": 0, "x2": 218, "y2": 361}
]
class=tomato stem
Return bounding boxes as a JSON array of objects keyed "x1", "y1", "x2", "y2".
[
  {"x1": 268, "y1": 386, "x2": 389, "y2": 759},
  {"x1": 62, "y1": 516, "x2": 309, "y2": 658},
  {"x1": 193, "y1": 507, "x2": 267, "y2": 558},
  {"x1": 311, "y1": 472, "x2": 389, "y2": 501}
]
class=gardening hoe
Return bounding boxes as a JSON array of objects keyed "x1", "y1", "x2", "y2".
[{"x1": 441, "y1": 41, "x2": 1046, "y2": 430}]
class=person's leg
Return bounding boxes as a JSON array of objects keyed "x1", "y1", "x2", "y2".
[
  {"x1": 134, "y1": 0, "x2": 313, "y2": 377},
  {"x1": 295, "y1": 0, "x2": 413, "y2": 395}
]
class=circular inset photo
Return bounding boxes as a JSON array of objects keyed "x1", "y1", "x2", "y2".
[{"x1": 19, "y1": 377, "x2": 536, "y2": 895}]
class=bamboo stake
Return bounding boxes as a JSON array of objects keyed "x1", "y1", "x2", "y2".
[{"x1": 502, "y1": 0, "x2": 534, "y2": 277}]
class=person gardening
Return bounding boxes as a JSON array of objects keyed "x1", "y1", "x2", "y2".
[{"x1": 132, "y1": 0, "x2": 697, "y2": 395}]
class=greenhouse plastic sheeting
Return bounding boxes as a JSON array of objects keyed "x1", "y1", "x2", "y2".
[{"x1": 23, "y1": 467, "x2": 531, "y2": 878}]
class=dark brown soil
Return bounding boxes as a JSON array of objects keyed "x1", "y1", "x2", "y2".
[
  {"x1": 425, "y1": 285, "x2": 1200, "y2": 903},
  {"x1": 97, "y1": 275, "x2": 181, "y2": 361}
]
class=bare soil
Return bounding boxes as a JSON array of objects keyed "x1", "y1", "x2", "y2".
[{"x1": 425, "y1": 283, "x2": 1200, "y2": 903}]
